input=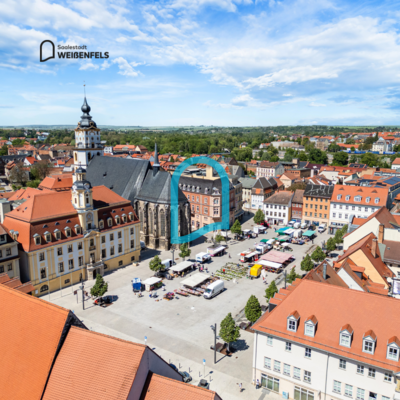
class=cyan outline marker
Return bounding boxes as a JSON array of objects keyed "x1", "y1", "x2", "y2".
[{"x1": 171, "y1": 156, "x2": 230, "y2": 244}]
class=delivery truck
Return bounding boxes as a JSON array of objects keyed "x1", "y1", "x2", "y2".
[
  {"x1": 203, "y1": 280, "x2": 224, "y2": 299},
  {"x1": 196, "y1": 252, "x2": 211, "y2": 263},
  {"x1": 255, "y1": 243, "x2": 268, "y2": 255}
]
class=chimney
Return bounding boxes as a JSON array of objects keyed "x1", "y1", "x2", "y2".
[
  {"x1": 371, "y1": 238, "x2": 377, "y2": 258},
  {"x1": 378, "y1": 224, "x2": 384, "y2": 243},
  {"x1": 323, "y1": 262, "x2": 327, "y2": 280}
]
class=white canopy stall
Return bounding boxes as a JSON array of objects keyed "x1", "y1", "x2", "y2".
[
  {"x1": 180, "y1": 273, "x2": 211, "y2": 288},
  {"x1": 169, "y1": 260, "x2": 194, "y2": 273}
]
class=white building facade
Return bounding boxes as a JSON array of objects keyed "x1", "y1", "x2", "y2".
[{"x1": 256, "y1": 162, "x2": 285, "y2": 178}]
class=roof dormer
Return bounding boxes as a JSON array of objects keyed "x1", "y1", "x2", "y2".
[
  {"x1": 337, "y1": 194, "x2": 342, "y2": 200},
  {"x1": 339, "y1": 324, "x2": 353, "y2": 348},
  {"x1": 387, "y1": 337, "x2": 400, "y2": 361},
  {"x1": 345, "y1": 195, "x2": 350, "y2": 201},
  {"x1": 363, "y1": 330, "x2": 377, "y2": 354},
  {"x1": 354, "y1": 195, "x2": 362, "y2": 202},
  {"x1": 287, "y1": 310, "x2": 300, "y2": 332},
  {"x1": 304, "y1": 315, "x2": 317, "y2": 337}
]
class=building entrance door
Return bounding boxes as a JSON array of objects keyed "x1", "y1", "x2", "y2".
[{"x1": 93, "y1": 269, "x2": 97, "y2": 279}]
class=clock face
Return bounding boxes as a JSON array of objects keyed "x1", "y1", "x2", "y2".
[
  {"x1": 87, "y1": 213, "x2": 93, "y2": 221},
  {"x1": 72, "y1": 184, "x2": 77, "y2": 191}
]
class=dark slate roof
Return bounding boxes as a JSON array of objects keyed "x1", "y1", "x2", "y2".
[
  {"x1": 86, "y1": 156, "x2": 150, "y2": 203},
  {"x1": 292, "y1": 189, "x2": 305, "y2": 204},
  {"x1": 239, "y1": 177, "x2": 257, "y2": 189},
  {"x1": 298, "y1": 161, "x2": 308, "y2": 168},
  {"x1": 178, "y1": 175, "x2": 222, "y2": 192},
  {"x1": 253, "y1": 177, "x2": 278, "y2": 190},
  {"x1": 349, "y1": 163, "x2": 367, "y2": 168},
  {"x1": 304, "y1": 183, "x2": 335, "y2": 199},
  {"x1": 0, "y1": 155, "x2": 26, "y2": 163},
  {"x1": 136, "y1": 169, "x2": 187, "y2": 204}
]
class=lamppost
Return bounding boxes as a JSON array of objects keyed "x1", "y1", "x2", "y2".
[
  {"x1": 210, "y1": 324, "x2": 217, "y2": 364},
  {"x1": 79, "y1": 282, "x2": 85, "y2": 310},
  {"x1": 170, "y1": 245, "x2": 175, "y2": 265}
]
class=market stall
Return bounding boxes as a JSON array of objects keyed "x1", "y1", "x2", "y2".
[
  {"x1": 260, "y1": 238, "x2": 268, "y2": 243},
  {"x1": 169, "y1": 261, "x2": 194, "y2": 276},
  {"x1": 274, "y1": 235, "x2": 290, "y2": 243},
  {"x1": 261, "y1": 250, "x2": 294, "y2": 265},
  {"x1": 142, "y1": 277, "x2": 162, "y2": 292},
  {"x1": 257, "y1": 259, "x2": 284, "y2": 273},
  {"x1": 303, "y1": 230, "x2": 316, "y2": 238}
]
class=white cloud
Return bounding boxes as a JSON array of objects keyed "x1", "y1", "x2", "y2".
[
  {"x1": 101, "y1": 60, "x2": 111, "y2": 70},
  {"x1": 79, "y1": 62, "x2": 99, "y2": 71},
  {"x1": 309, "y1": 102, "x2": 326, "y2": 107},
  {"x1": 112, "y1": 57, "x2": 140, "y2": 77}
]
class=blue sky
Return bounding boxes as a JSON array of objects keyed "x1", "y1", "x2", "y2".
[{"x1": 1, "y1": 0, "x2": 400, "y2": 126}]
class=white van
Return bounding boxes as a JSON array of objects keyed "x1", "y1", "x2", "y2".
[
  {"x1": 301, "y1": 222, "x2": 308, "y2": 229},
  {"x1": 204, "y1": 280, "x2": 224, "y2": 299},
  {"x1": 140, "y1": 241, "x2": 146, "y2": 250},
  {"x1": 196, "y1": 252, "x2": 211, "y2": 263},
  {"x1": 318, "y1": 224, "x2": 327, "y2": 233},
  {"x1": 162, "y1": 259, "x2": 173, "y2": 269},
  {"x1": 293, "y1": 222, "x2": 301, "y2": 229}
]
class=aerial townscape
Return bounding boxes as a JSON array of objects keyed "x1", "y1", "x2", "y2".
[
  {"x1": 1, "y1": 98, "x2": 400, "y2": 400},
  {"x1": 3, "y1": 0, "x2": 400, "y2": 399}
]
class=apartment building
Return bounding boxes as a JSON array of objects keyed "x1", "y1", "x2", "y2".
[
  {"x1": 0, "y1": 224, "x2": 20, "y2": 279},
  {"x1": 303, "y1": 184, "x2": 334, "y2": 227},
  {"x1": 2, "y1": 168, "x2": 141, "y2": 297},
  {"x1": 264, "y1": 191, "x2": 294, "y2": 226},
  {"x1": 291, "y1": 189, "x2": 304, "y2": 222},
  {"x1": 256, "y1": 161, "x2": 285, "y2": 179},
  {"x1": 329, "y1": 186, "x2": 389, "y2": 232},
  {"x1": 251, "y1": 177, "x2": 280, "y2": 210},
  {"x1": 239, "y1": 177, "x2": 256, "y2": 212},
  {"x1": 253, "y1": 279, "x2": 400, "y2": 400}
]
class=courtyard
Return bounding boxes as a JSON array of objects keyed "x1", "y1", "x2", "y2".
[{"x1": 48, "y1": 216, "x2": 334, "y2": 400}]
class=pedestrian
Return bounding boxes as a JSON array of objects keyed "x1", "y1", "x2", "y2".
[
  {"x1": 239, "y1": 383, "x2": 243, "y2": 392},
  {"x1": 256, "y1": 379, "x2": 260, "y2": 389},
  {"x1": 312, "y1": 239, "x2": 314, "y2": 244}
]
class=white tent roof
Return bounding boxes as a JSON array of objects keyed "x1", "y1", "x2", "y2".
[
  {"x1": 181, "y1": 273, "x2": 211, "y2": 288},
  {"x1": 142, "y1": 277, "x2": 162, "y2": 285},
  {"x1": 257, "y1": 260, "x2": 282, "y2": 269},
  {"x1": 170, "y1": 260, "x2": 194, "y2": 273},
  {"x1": 285, "y1": 228, "x2": 295, "y2": 234},
  {"x1": 207, "y1": 246, "x2": 225, "y2": 254}
]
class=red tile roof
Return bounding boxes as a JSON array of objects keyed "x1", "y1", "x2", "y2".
[
  {"x1": 332, "y1": 185, "x2": 388, "y2": 207},
  {"x1": 0, "y1": 285, "x2": 70, "y2": 400},
  {"x1": 39, "y1": 174, "x2": 73, "y2": 191},
  {"x1": 253, "y1": 279, "x2": 400, "y2": 372}
]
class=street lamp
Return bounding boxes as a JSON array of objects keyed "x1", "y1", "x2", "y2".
[
  {"x1": 79, "y1": 282, "x2": 85, "y2": 310},
  {"x1": 170, "y1": 245, "x2": 175, "y2": 265},
  {"x1": 210, "y1": 324, "x2": 217, "y2": 364}
]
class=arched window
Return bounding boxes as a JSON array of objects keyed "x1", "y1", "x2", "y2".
[
  {"x1": 160, "y1": 210, "x2": 165, "y2": 237},
  {"x1": 149, "y1": 211, "x2": 153, "y2": 234},
  {"x1": 115, "y1": 216, "x2": 120, "y2": 224},
  {"x1": 99, "y1": 220, "x2": 104, "y2": 229},
  {"x1": 40, "y1": 284, "x2": 48, "y2": 293},
  {"x1": 86, "y1": 195, "x2": 89, "y2": 204}
]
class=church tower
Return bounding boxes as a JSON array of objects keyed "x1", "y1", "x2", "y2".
[
  {"x1": 73, "y1": 96, "x2": 102, "y2": 171},
  {"x1": 71, "y1": 166, "x2": 97, "y2": 231}
]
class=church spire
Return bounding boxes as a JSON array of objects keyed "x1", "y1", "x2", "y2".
[{"x1": 153, "y1": 142, "x2": 160, "y2": 176}]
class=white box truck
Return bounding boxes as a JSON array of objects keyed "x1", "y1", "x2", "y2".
[
  {"x1": 196, "y1": 252, "x2": 211, "y2": 263},
  {"x1": 255, "y1": 243, "x2": 268, "y2": 255},
  {"x1": 203, "y1": 280, "x2": 224, "y2": 299}
]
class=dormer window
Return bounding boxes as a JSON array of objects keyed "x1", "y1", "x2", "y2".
[
  {"x1": 387, "y1": 337, "x2": 400, "y2": 361},
  {"x1": 366, "y1": 197, "x2": 371, "y2": 203},
  {"x1": 339, "y1": 325, "x2": 353, "y2": 348},
  {"x1": 354, "y1": 196, "x2": 362, "y2": 202},
  {"x1": 75, "y1": 224, "x2": 81, "y2": 234},
  {"x1": 129, "y1": 212, "x2": 134, "y2": 221},
  {"x1": 99, "y1": 220, "x2": 104, "y2": 229},
  {"x1": 33, "y1": 233, "x2": 41, "y2": 245},
  {"x1": 345, "y1": 195, "x2": 350, "y2": 201},
  {"x1": 54, "y1": 229, "x2": 61, "y2": 240},
  {"x1": 375, "y1": 198, "x2": 379, "y2": 204},
  {"x1": 304, "y1": 315, "x2": 317, "y2": 337},
  {"x1": 65, "y1": 227, "x2": 71, "y2": 237},
  {"x1": 115, "y1": 216, "x2": 120, "y2": 224},
  {"x1": 108, "y1": 218, "x2": 113, "y2": 227},
  {"x1": 287, "y1": 311, "x2": 300, "y2": 332},
  {"x1": 337, "y1": 195, "x2": 342, "y2": 200},
  {"x1": 44, "y1": 232, "x2": 51, "y2": 243},
  {"x1": 122, "y1": 214, "x2": 127, "y2": 223},
  {"x1": 363, "y1": 331, "x2": 376, "y2": 354}
]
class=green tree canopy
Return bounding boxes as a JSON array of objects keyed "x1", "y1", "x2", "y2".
[
  {"x1": 308, "y1": 148, "x2": 328, "y2": 164},
  {"x1": 326, "y1": 237, "x2": 337, "y2": 253},
  {"x1": 215, "y1": 234, "x2": 224, "y2": 243},
  {"x1": 254, "y1": 209, "x2": 265, "y2": 225},
  {"x1": 301, "y1": 254, "x2": 314, "y2": 272},
  {"x1": 265, "y1": 280, "x2": 278, "y2": 300},
  {"x1": 328, "y1": 143, "x2": 341, "y2": 152},
  {"x1": 332, "y1": 152, "x2": 348, "y2": 166},
  {"x1": 149, "y1": 255, "x2": 164, "y2": 272},
  {"x1": 179, "y1": 243, "x2": 191, "y2": 260},
  {"x1": 361, "y1": 152, "x2": 379, "y2": 167},
  {"x1": 349, "y1": 154, "x2": 357, "y2": 164},
  {"x1": 230, "y1": 219, "x2": 242, "y2": 237},
  {"x1": 311, "y1": 246, "x2": 326, "y2": 263},
  {"x1": 244, "y1": 295, "x2": 262, "y2": 323},
  {"x1": 219, "y1": 313, "x2": 240, "y2": 352},
  {"x1": 90, "y1": 274, "x2": 108, "y2": 298},
  {"x1": 286, "y1": 267, "x2": 301, "y2": 284}
]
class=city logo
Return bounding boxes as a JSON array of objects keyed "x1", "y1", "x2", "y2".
[
  {"x1": 39, "y1": 40, "x2": 109, "y2": 62},
  {"x1": 170, "y1": 156, "x2": 230, "y2": 244}
]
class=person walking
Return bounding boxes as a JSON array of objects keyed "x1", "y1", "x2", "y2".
[
  {"x1": 238, "y1": 383, "x2": 243, "y2": 392},
  {"x1": 256, "y1": 379, "x2": 260, "y2": 389}
]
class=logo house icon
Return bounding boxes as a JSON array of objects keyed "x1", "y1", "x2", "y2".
[{"x1": 40, "y1": 40, "x2": 55, "y2": 62}]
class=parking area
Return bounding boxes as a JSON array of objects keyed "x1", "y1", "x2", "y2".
[{"x1": 48, "y1": 216, "x2": 334, "y2": 400}]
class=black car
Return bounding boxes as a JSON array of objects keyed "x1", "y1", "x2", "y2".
[
  {"x1": 179, "y1": 371, "x2": 192, "y2": 383},
  {"x1": 197, "y1": 379, "x2": 210, "y2": 389},
  {"x1": 94, "y1": 295, "x2": 113, "y2": 306},
  {"x1": 169, "y1": 363, "x2": 178, "y2": 372}
]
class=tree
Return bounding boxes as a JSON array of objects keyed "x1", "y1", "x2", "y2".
[
  {"x1": 345, "y1": 138, "x2": 356, "y2": 145},
  {"x1": 286, "y1": 267, "x2": 301, "y2": 284},
  {"x1": 215, "y1": 234, "x2": 224, "y2": 243},
  {"x1": 298, "y1": 152, "x2": 308, "y2": 161},
  {"x1": 230, "y1": 219, "x2": 242, "y2": 237},
  {"x1": 311, "y1": 246, "x2": 325, "y2": 263},
  {"x1": 90, "y1": 274, "x2": 108, "y2": 298},
  {"x1": 149, "y1": 255, "x2": 164, "y2": 272},
  {"x1": 253, "y1": 209, "x2": 265, "y2": 225},
  {"x1": 261, "y1": 152, "x2": 271, "y2": 161},
  {"x1": 361, "y1": 152, "x2": 379, "y2": 167},
  {"x1": 30, "y1": 160, "x2": 51, "y2": 180},
  {"x1": 326, "y1": 237, "x2": 336, "y2": 254},
  {"x1": 219, "y1": 313, "x2": 240, "y2": 352},
  {"x1": 9, "y1": 162, "x2": 28, "y2": 186},
  {"x1": 351, "y1": 146, "x2": 355, "y2": 153},
  {"x1": 301, "y1": 254, "x2": 314, "y2": 272},
  {"x1": 287, "y1": 182, "x2": 307, "y2": 192},
  {"x1": 308, "y1": 148, "x2": 328, "y2": 164},
  {"x1": 179, "y1": 243, "x2": 191, "y2": 260},
  {"x1": 349, "y1": 154, "x2": 357, "y2": 164},
  {"x1": 0, "y1": 145, "x2": 8, "y2": 156},
  {"x1": 327, "y1": 143, "x2": 341, "y2": 152},
  {"x1": 244, "y1": 295, "x2": 262, "y2": 323},
  {"x1": 334, "y1": 229, "x2": 344, "y2": 244},
  {"x1": 265, "y1": 280, "x2": 278, "y2": 300},
  {"x1": 340, "y1": 224, "x2": 348, "y2": 236},
  {"x1": 332, "y1": 152, "x2": 348, "y2": 166}
]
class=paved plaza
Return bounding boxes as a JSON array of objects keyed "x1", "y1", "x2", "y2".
[{"x1": 48, "y1": 216, "x2": 334, "y2": 400}]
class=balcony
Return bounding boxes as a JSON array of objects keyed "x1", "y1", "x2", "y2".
[{"x1": 89, "y1": 245, "x2": 96, "y2": 251}]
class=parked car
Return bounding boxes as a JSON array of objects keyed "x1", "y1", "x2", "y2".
[
  {"x1": 94, "y1": 295, "x2": 113, "y2": 306},
  {"x1": 140, "y1": 241, "x2": 146, "y2": 250},
  {"x1": 197, "y1": 379, "x2": 210, "y2": 389},
  {"x1": 318, "y1": 224, "x2": 327, "y2": 233},
  {"x1": 169, "y1": 363, "x2": 178, "y2": 372},
  {"x1": 179, "y1": 371, "x2": 192, "y2": 383}
]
